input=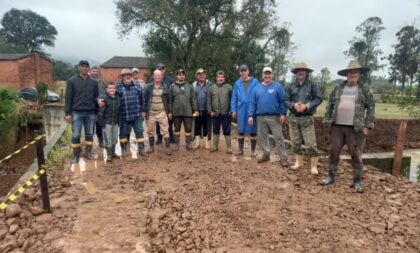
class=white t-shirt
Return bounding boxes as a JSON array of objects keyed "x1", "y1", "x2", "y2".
[{"x1": 336, "y1": 85, "x2": 358, "y2": 125}]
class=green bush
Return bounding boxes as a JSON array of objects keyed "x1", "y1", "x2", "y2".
[
  {"x1": 36, "y1": 82, "x2": 48, "y2": 105},
  {"x1": 0, "y1": 87, "x2": 21, "y2": 153}
]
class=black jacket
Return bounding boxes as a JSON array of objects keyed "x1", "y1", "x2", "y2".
[
  {"x1": 144, "y1": 82, "x2": 170, "y2": 117},
  {"x1": 65, "y1": 75, "x2": 99, "y2": 115},
  {"x1": 285, "y1": 78, "x2": 323, "y2": 116},
  {"x1": 97, "y1": 93, "x2": 122, "y2": 126}
]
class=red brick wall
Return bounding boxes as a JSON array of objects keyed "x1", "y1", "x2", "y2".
[
  {"x1": 0, "y1": 54, "x2": 53, "y2": 90},
  {"x1": 100, "y1": 67, "x2": 150, "y2": 84}
]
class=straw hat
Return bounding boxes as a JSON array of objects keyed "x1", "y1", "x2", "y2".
[
  {"x1": 291, "y1": 62, "x2": 313, "y2": 74},
  {"x1": 195, "y1": 68, "x2": 205, "y2": 75},
  {"x1": 337, "y1": 60, "x2": 370, "y2": 76},
  {"x1": 120, "y1": 68, "x2": 132, "y2": 76}
]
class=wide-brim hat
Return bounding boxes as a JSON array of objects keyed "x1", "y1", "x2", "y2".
[
  {"x1": 291, "y1": 62, "x2": 313, "y2": 74},
  {"x1": 120, "y1": 68, "x2": 133, "y2": 76},
  {"x1": 195, "y1": 68, "x2": 205, "y2": 75},
  {"x1": 337, "y1": 60, "x2": 370, "y2": 76}
]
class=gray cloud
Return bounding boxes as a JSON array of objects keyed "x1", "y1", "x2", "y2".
[{"x1": 1, "y1": 0, "x2": 419, "y2": 79}]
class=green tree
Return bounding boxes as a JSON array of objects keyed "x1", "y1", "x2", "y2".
[
  {"x1": 115, "y1": 0, "x2": 293, "y2": 81},
  {"x1": 53, "y1": 60, "x2": 78, "y2": 81},
  {"x1": 0, "y1": 8, "x2": 57, "y2": 53},
  {"x1": 314, "y1": 67, "x2": 331, "y2": 98},
  {"x1": 0, "y1": 41, "x2": 28, "y2": 54},
  {"x1": 344, "y1": 17, "x2": 385, "y2": 84}
]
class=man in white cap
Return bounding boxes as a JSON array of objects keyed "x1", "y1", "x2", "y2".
[
  {"x1": 248, "y1": 66, "x2": 289, "y2": 166},
  {"x1": 132, "y1": 67, "x2": 146, "y2": 90},
  {"x1": 321, "y1": 60, "x2": 375, "y2": 193},
  {"x1": 285, "y1": 62, "x2": 323, "y2": 174}
]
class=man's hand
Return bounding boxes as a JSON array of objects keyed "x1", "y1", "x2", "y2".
[
  {"x1": 168, "y1": 113, "x2": 172, "y2": 120},
  {"x1": 295, "y1": 102, "x2": 306, "y2": 112},
  {"x1": 279, "y1": 115, "x2": 286, "y2": 124},
  {"x1": 98, "y1": 98, "x2": 105, "y2": 108},
  {"x1": 232, "y1": 112, "x2": 237, "y2": 119},
  {"x1": 210, "y1": 112, "x2": 216, "y2": 117},
  {"x1": 248, "y1": 117, "x2": 254, "y2": 125},
  {"x1": 193, "y1": 111, "x2": 199, "y2": 117},
  {"x1": 65, "y1": 115, "x2": 72, "y2": 123},
  {"x1": 363, "y1": 127, "x2": 369, "y2": 136},
  {"x1": 141, "y1": 112, "x2": 146, "y2": 118}
]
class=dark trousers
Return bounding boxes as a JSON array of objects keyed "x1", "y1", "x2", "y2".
[
  {"x1": 212, "y1": 113, "x2": 231, "y2": 135},
  {"x1": 329, "y1": 124, "x2": 366, "y2": 173},
  {"x1": 95, "y1": 122, "x2": 103, "y2": 143},
  {"x1": 195, "y1": 110, "x2": 210, "y2": 139},
  {"x1": 173, "y1": 116, "x2": 193, "y2": 134},
  {"x1": 157, "y1": 120, "x2": 174, "y2": 141}
]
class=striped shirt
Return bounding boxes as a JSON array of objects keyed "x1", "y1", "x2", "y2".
[{"x1": 116, "y1": 81, "x2": 145, "y2": 121}]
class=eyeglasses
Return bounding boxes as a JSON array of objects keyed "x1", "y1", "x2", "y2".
[{"x1": 158, "y1": 67, "x2": 165, "y2": 70}]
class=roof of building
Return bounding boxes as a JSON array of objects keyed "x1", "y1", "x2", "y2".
[
  {"x1": 0, "y1": 53, "x2": 52, "y2": 62},
  {"x1": 101, "y1": 56, "x2": 148, "y2": 68}
]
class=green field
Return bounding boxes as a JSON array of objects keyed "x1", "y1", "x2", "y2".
[{"x1": 315, "y1": 101, "x2": 413, "y2": 119}]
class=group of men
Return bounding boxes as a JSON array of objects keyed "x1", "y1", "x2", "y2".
[{"x1": 65, "y1": 59, "x2": 375, "y2": 193}]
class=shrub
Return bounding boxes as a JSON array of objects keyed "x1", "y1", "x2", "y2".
[{"x1": 36, "y1": 82, "x2": 48, "y2": 105}]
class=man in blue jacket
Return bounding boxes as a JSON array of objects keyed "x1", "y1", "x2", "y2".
[
  {"x1": 231, "y1": 64, "x2": 259, "y2": 157},
  {"x1": 248, "y1": 67, "x2": 289, "y2": 166}
]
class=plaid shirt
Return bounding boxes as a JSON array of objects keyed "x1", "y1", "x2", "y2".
[{"x1": 116, "y1": 81, "x2": 145, "y2": 121}]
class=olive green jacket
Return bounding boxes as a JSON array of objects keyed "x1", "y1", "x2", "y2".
[
  {"x1": 207, "y1": 83, "x2": 233, "y2": 114},
  {"x1": 168, "y1": 81, "x2": 198, "y2": 117},
  {"x1": 323, "y1": 81, "x2": 375, "y2": 132}
]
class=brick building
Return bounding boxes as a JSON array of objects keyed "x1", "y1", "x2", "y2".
[
  {"x1": 100, "y1": 56, "x2": 149, "y2": 83},
  {"x1": 0, "y1": 53, "x2": 53, "y2": 89}
]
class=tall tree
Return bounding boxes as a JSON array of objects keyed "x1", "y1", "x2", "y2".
[
  {"x1": 115, "y1": 0, "x2": 293, "y2": 81},
  {"x1": 0, "y1": 8, "x2": 57, "y2": 53},
  {"x1": 52, "y1": 60, "x2": 78, "y2": 81},
  {"x1": 388, "y1": 25, "x2": 420, "y2": 94},
  {"x1": 344, "y1": 16, "x2": 385, "y2": 84},
  {"x1": 314, "y1": 67, "x2": 331, "y2": 98},
  {"x1": 0, "y1": 41, "x2": 28, "y2": 54}
]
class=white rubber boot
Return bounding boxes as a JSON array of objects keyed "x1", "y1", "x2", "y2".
[
  {"x1": 310, "y1": 156, "x2": 319, "y2": 175},
  {"x1": 193, "y1": 136, "x2": 200, "y2": 149},
  {"x1": 291, "y1": 154, "x2": 304, "y2": 170},
  {"x1": 205, "y1": 139, "x2": 210, "y2": 149}
]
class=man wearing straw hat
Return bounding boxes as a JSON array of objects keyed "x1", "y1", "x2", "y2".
[
  {"x1": 321, "y1": 60, "x2": 375, "y2": 193},
  {"x1": 285, "y1": 62, "x2": 323, "y2": 174}
]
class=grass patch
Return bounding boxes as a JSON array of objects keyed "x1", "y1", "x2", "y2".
[
  {"x1": 315, "y1": 101, "x2": 414, "y2": 119},
  {"x1": 46, "y1": 125, "x2": 72, "y2": 173}
]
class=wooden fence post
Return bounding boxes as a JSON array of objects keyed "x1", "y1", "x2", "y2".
[{"x1": 392, "y1": 121, "x2": 407, "y2": 177}]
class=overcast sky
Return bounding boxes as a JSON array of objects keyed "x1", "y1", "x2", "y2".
[{"x1": 1, "y1": 0, "x2": 419, "y2": 79}]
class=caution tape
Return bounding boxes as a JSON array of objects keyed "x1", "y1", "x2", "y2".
[
  {"x1": 0, "y1": 134, "x2": 45, "y2": 165},
  {"x1": 0, "y1": 166, "x2": 46, "y2": 210}
]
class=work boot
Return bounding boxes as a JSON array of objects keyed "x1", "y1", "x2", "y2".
[
  {"x1": 235, "y1": 139, "x2": 244, "y2": 155},
  {"x1": 106, "y1": 147, "x2": 113, "y2": 162},
  {"x1": 111, "y1": 144, "x2": 119, "y2": 159},
  {"x1": 310, "y1": 156, "x2": 319, "y2": 175},
  {"x1": 148, "y1": 137, "x2": 155, "y2": 153},
  {"x1": 205, "y1": 139, "x2": 211, "y2": 149},
  {"x1": 291, "y1": 154, "x2": 304, "y2": 170},
  {"x1": 173, "y1": 135, "x2": 180, "y2": 151},
  {"x1": 164, "y1": 138, "x2": 172, "y2": 155},
  {"x1": 280, "y1": 158, "x2": 290, "y2": 167},
  {"x1": 156, "y1": 137, "x2": 163, "y2": 145},
  {"x1": 210, "y1": 134, "x2": 219, "y2": 152},
  {"x1": 186, "y1": 136, "x2": 193, "y2": 150},
  {"x1": 251, "y1": 139, "x2": 257, "y2": 157},
  {"x1": 120, "y1": 142, "x2": 128, "y2": 157},
  {"x1": 257, "y1": 154, "x2": 270, "y2": 163},
  {"x1": 320, "y1": 165, "x2": 337, "y2": 185},
  {"x1": 225, "y1": 135, "x2": 232, "y2": 154},
  {"x1": 138, "y1": 142, "x2": 148, "y2": 157},
  {"x1": 193, "y1": 136, "x2": 200, "y2": 149},
  {"x1": 71, "y1": 147, "x2": 81, "y2": 164},
  {"x1": 351, "y1": 170, "x2": 364, "y2": 193},
  {"x1": 84, "y1": 144, "x2": 95, "y2": 160}
]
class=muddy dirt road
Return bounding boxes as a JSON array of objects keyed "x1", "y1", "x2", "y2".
[{"x1": 2, "y1": 139, "x2": 420, "y2": 253}]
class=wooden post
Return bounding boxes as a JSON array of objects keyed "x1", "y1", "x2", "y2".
[
  {"x1": 34, "y1": 130, "x2": 51, "y2": 212},
  {"x1": 392, "y1": 121, "x2": 407, "y2": 177}
]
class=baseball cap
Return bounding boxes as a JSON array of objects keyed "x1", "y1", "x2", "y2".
[
  {"x1": 176, "y1": 69, "x2": 186, "y2": 75},
  {"x1": 263, "y1": 66, "x2": 273, "y2": 73},
  {"x1": 79, "y1": 60, "x2": 90, "y2": 67},
  {"x1": 155, "y1": 63, "x2": 166, "y2": 69},
  {"x1": 132, "y1": 67, "x2": 139, "y2": 73},
  {"x1": 239, "y1": 64, "x2": 249, "y2": 71},
  {"x1": 195, "y1": 68, "x2": 205, "y2": 75}
]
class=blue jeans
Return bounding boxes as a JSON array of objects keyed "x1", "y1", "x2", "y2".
[
  {"x1": 71, "y1": 112, "x2": 95, "y2": 145},
  {"x1": 120, "y1": 117, "x2": 144, "y2": 143}
]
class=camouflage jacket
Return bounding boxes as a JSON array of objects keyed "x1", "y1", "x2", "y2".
[{"x1": 323, "y1": 81, "x2": 375, "y2": 133}]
